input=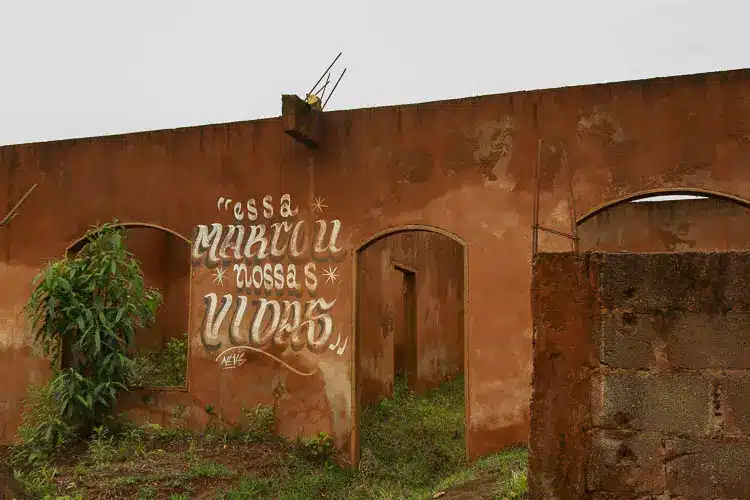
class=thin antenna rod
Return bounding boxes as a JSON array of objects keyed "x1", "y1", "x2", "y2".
[
  {"x1": 323, "y1": 68, "x2": 347, "y2": 109},
  {"x1": 320, "y1": 73, "x2": 332, "y2": 101},
  {"x1": 307, "y1": 52, "x2": 342, "y2": 98}
]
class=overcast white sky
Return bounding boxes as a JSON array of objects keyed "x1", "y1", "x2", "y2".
[{"x1": 0, "y1": 0, "x2": 748, "y2": 147}]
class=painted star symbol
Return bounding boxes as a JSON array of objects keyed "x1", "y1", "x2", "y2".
[
  {"x1": 322, "y1": 265, "x2": 339, "y2": 284},
  {"x1": 312, "y1": 196, "x2": 328, "y2": 214},
  {"x1": 212, "y1": 266, "x2": 227, "y2": 287}
]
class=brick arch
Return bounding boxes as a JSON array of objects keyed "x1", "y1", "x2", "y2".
[
  {"x1": 355, "y1": 224, "x2": 469, "y2": 252},
  {"x1": 351, "y1": 224, "x2": 469, "y2": 467},
  {"x1": 576, "y1": 188, "x2": 750, "y2": 226},
  {"x1": 65, "y1": 221, "x2": 191, "y2": 254}
]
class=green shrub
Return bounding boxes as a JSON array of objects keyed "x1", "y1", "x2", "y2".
[{"x1": 18, "y1": 222, "x2": 161, "y2": 460}]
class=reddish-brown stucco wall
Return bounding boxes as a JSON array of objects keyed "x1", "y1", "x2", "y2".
[
  {"x1": 530, "y1": 252, "x2": 750, "y2": 499},
  {"x1": 2, "y1": 68, "x2": 750, "y2": 462}
]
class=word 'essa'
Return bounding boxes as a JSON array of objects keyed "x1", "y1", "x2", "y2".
[
  {"x1": 202, "y1": 294, "x2": 336, "y2": 353},
  {"x1": 217, "y1": 194, "x2": 299, "y2": 221},
  {"x1": 192, "y1": 220, "x2": 342, "y2": 265}
]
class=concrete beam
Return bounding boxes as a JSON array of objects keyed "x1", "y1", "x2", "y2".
[{"x1": 282, "y1": 94, "x2": 321, "y2": 149}]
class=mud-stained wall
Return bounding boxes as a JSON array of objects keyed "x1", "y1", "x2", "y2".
[
  {"x1": 3, "y1": 68, "x2": 750, "y2": 461},
  {"x1": 579, "y1": 197, "x2": 750, "y2": 252},
  {"x1": 530, "y1": 252, "x2": 750, "y2": 499},
  {"x1": 357, "y1": 230, "x2": 464, "y2": 408},
  {"x1": 187, "y1": 195, "x2": 349, "y2": 443}
]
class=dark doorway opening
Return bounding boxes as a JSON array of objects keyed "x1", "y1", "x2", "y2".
[{"x1": 393, "y1": 264, "x2": 417, "y2": 388}]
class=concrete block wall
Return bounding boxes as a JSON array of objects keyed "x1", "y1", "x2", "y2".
[{"x1": 530, "y1": 251, "x2": 750, "y2": 499}]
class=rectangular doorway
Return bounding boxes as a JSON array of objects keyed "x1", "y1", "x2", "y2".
[{"x1": 394, "y1": 264, "x2": 417, "y2": 390}]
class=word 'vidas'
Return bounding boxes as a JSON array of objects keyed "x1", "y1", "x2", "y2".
[
  {"x1": 192, "y1": 220, "x2": 343, "y2": 265},
  {"x1": 201, "y1": 293, "x2": 336, "y2": 353}
]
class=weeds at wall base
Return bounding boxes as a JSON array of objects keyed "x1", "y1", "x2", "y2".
[
  {"x1": 7, "y1": 377, "x2": 528, "y2": 499},
  {"x1": 128, "y1": 334, "x2": 188, "y2": 389}
]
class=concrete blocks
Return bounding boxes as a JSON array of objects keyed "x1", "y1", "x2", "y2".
[
  {"x1": 531, "y1": 252, "x2": 750, "y2": 499},
  {"x1": 591, "y1": 374, "x2": 712, "y2": 435}
]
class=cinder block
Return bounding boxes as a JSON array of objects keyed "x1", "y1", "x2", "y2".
[
  {"x1": 595, "y1": 252, "x2": 750, "y2": 313},
  {"x1": 665, "y1": 312, "x2": 750, "y2": 369},
  {"x1": 597, "y1": 311, "x2": 661, "y2": 369},
  {"x1": 598, "y1": 310, "x2": 750, "y2": 370},
  {"x1": 592, "y1": 373, "x2": 711, "y2": 435},
  {"x1": 665, "y1": 439, "x2": 750, "y2": 498},
  {"x1": 586, "y1": 430, "x2": 666, "y2": 494},
  {"x1": 721, "y1": 375, "x2": 750, "y2": 437}
]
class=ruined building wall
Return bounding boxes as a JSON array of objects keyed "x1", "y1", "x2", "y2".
[
  {"x1": 2, "y1": 69, "x2": 750, "y2": 461},
  {"x1": 357, "y1": 230, "x2": 464, "y2": 409},
  {"x1": 530, "y1": 252, "x2": 750, "y2": 499},
  {"x1": 579, "y1": 197, "x2": 750, "y2": 252}
]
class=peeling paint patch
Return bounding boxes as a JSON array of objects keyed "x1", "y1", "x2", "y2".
[
  {"x1": 317, "y1": 359, "x2": 352, "y2": 446},
  {"x1": 578, "y1": 106, "x2": 627, "y2": 144},
  {"x1": 473, "y1": 117, "x2": 516, "y2": 183}
]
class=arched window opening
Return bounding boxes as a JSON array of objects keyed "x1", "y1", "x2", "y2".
[
  {"x1": 67, "y1": 224, "x2": 190, "y2": 389},
  {"x1": 578, "y1": 191, "x2": 750, "y2": 253}
]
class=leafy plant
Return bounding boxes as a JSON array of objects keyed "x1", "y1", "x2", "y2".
[
  {"x1": 293, "y1": 432, "x2": 336, "y2": 465},
  {"x1": 24, "y1": 222, "x2": 162, "y2": 436},
  {"x1": 240, "y1": 403, "x2": 277, "y2": 443},
  {"x1": 10, "y1": 384, "x2": 77, "y2": 469}
]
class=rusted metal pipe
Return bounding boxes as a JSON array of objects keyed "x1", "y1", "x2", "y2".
[{"x1": 531, "y1": 139, "x2": 542, "y2": 257}]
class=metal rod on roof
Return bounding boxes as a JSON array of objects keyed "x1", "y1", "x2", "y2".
[
  {"x1": 319, "y1": 73, "x2": 331, "y2": 101},
  {"x1": 323, "y1": 68, "x2": 347, "y2": 109},
  {"x1": 307, "y1": 52, "x2": 343, "y2": 98}
]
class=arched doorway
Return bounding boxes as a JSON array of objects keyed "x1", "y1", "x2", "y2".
[
  {"x1": 66, "y1": 222, "x2": 191, "y2": 389},
  {"x1": 577, "y1": 190, "x2": 750, "y2": 252},
  {"x1": 352, "y1": 226, "x2": 468, "y2": 469}
]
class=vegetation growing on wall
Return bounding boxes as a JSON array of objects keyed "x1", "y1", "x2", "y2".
[
  {"x1": 128, "y1": 333, "x2": 188, "y2": 388},
  {"x1": 8, "y1": 376, "x2": 528, "y2": 499},
  {"x1": 5, "y1": 222, "x2": 528, "y2": 498},
  {"x1": 13, "y1": 222, "x2": 162, "y2": 467}
]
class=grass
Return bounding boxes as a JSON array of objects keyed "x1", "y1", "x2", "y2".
[
  {"x1": 8, "y1": 376, "x2": 528, "y2": 499},
  {"x1": 354, "y1": 376, "x2": 468, "y2": 497},
  {"x1": 128, "y1": 334, "x2": 188, "y2": 388}
]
